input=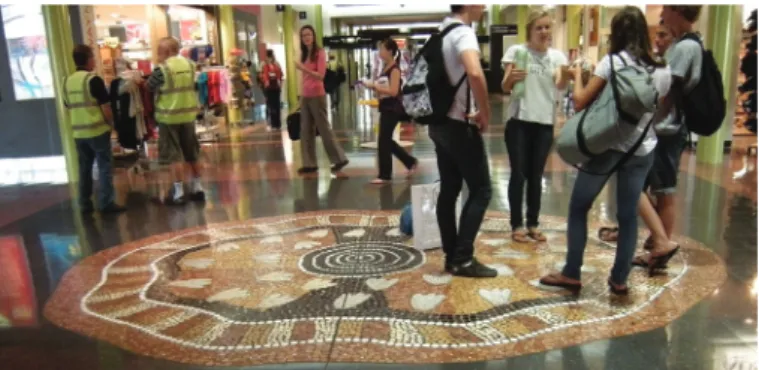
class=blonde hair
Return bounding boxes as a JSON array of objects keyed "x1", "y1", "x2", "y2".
[{"x1": 526, "y1": 10, "x2": 551, "y2": 41}]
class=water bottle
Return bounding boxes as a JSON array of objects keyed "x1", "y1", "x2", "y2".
[{"x1": 511, "y1": 48, "x2": 529, "y2": 99}]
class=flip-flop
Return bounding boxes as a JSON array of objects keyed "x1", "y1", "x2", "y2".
[
  {"x1": 598, "y1": 227, "x2": 619, "y2": 242},
  {"x1": 512, "y1": 230, "x2": 531, "y2": 243},
  {"x1": 607, "y1": 278, "x2": 629, "y2": 296},
  {"x1": 637, "y1": 246, "x2": 680, "y2": 276},
  {"x1": 539, "y1": 274, "x2": 582, "y2": 293},
  {"x1": 527, "y1": 228, "x2": 547, "y2": 242}
]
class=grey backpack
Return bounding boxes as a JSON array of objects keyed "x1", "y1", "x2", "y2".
[{"x1": 556, "y1": 54, "x2": 658, "y2": 175}]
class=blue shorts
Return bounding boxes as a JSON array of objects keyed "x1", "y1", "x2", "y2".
[{"x1": 646, "y1": 128, "x2": 688, "y2": 195}]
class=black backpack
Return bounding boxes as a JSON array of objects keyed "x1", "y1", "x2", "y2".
[
  {"x1": 678, "y1": 33, "x2": 726, "y2": 136},
  {"x1": 401, "y1": 23, "x2": 468, "y2": 125}
]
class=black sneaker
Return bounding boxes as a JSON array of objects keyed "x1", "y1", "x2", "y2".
[
  {"x1": 448, "y1": 258, "x2": 498, "y2": 278},
  {"x1": 297, "y1": 167, "x2": 318, "y2": 175},
  {"x1": 100, "y1": 203, "x2": 127, "y2": 214},
  {"x1": 331, "y1": 160, "x2": 349, "y2": 173}
]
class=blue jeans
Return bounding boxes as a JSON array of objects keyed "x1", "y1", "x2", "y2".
[
  {"x1": 75, "y1": 131, "x2": 115, "y2": 210},
  {"x1": 562, "y1": 150, "x2": 654, "y2": 285}
]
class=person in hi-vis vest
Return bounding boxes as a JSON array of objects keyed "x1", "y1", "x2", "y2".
[
  {"x1": 147, "y1": 37, "x2": 204, "y2": 205},
  {"x1": 65, "y1": 45, "x2": 126, "y2": 214}
]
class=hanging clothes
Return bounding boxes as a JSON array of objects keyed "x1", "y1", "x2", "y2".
[
  {"x1": 197, "y1": 71, "x2": 209, "y2": 106},
  {"x1": 110, "y1": 78, "x2": 138, "y2": 149}
]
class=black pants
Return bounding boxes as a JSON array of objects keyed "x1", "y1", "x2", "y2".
[
  {"x1": 265, "y1": 88, "x2": 282, "y2": 129},
  {"x1": 378, "y1": 110, "x2": 416, "y2": 180},
  {"x1": 505, "y1": 118, "x2": 554, "y2": 229},
  {"x1": 429, "y1": 119, "x2": 492, "y2": 265}
]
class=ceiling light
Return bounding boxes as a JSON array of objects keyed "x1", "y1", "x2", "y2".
[{"x1": 111, "y1": 13, "x2": 120, "y2": 18}]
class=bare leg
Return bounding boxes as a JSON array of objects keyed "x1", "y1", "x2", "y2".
[
  {"x1": 656, "y1": 194, "x2": 677, "y2": 239},
  {"x1": 638, "y1": 195, "x2": 668, "y2": 247}
]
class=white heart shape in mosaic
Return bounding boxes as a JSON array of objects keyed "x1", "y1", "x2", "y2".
[
  {"x1": 182, "y1": 258, "x2": 214, "y2": 269},
  {"x1": 168, "y1": 278, "x2": 212, "y2": 289},
  {"x1": 411, "y1": 294, "x2": 445, "y2": 311},
  {"x1": 308, "y1": 229, "x2": 329, "y2": 238},
  {"x1": 208, "y1": 288, "x2": 249, "y2": 302},
  {"x1": 493, "y1": 249, "x2": 530, "y2": 260},
  {"x1": 334, "y1": 293, "x2": 372, "y2": 309},
  {"x1": 214, "y1": 243, "x2": 240, "y2": 252},
  {"x1": 302, "y1": 278, "x2": 337, "y2": 291},
  {"x1": 255, "y1": 253, "x2": 282, "y2": 265},
  {"x1": 482, "y1": 239, "x2": 507, "y2": 247},
  {"x1": 489, "y1": 264, "x2": 515, "y2": 276},
  {"x1": 385, "y1": 228, "x2": 402, "y2": 237},
  {"x1": 260, "y1": 236, "x2": 284, "y2": 244},
  {"x1": 365, "y1": 278, "x2": 398, "y2": 291},
  {"x1": 343, "y1": 229, "x2": 366, "y2": 238},
  {"x1": 423, "y1": 274, "x2": 452, "y2": 286},
  {"x1": 295, "y1": 240, "x2": 322, "y2": 250},
  {"x1": 479, "y1": 289, "x2": 512, "y2": 306},
  {"x1": 553, "y1": 262, "x2": 596, "y2": 273},
  {"x1": 258, "y1": 293, "x2": 296, "y2": 309},
  {"x1": 258, "y1": 271, "x2": 294, "y2": 282}
]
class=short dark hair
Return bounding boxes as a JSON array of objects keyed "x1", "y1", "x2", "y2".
[
  {"x1": 266, "y1": 49, "x2": 275, "y2": 59},
  {"x1": 72, "y1": 44, "x2": 93, "y2": 67},
  {"x1": 450, "y1": 5, "x2": 464, "y2": 14},
  {"x1": 666, "y1": 5, "x2": 702, "y2": 23}
]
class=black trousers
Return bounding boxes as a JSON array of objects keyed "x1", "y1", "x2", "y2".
[
  {"x1": 377, "y1": 110, "x2": 416, "y2": 180},
  {"x1": 265, "y1": 88, "x2": 282, "y2": 129},
  {"x1": 504, "y1": 118, "x2": 554, "y2": 229},
  {"x1": 429, "y1": 119, "x2": 492, "y2": 265}
]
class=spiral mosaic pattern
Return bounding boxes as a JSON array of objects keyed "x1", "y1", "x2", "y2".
[{"x1": 299, "y1": 242, "x2": 425, "y2": 277}]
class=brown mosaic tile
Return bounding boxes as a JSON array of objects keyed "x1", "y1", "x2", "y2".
[{"x1": 43, "y1": 211, "x2": 726, "y2": 366}]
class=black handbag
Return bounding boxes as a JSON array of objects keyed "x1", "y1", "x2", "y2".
[{"x1": 286, "y1": 109, "x2": 319, "y2": 141}]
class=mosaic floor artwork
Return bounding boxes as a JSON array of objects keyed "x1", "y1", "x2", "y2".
[{"x1": 44, "y1": 211, "x2": 726, "y2": 366}]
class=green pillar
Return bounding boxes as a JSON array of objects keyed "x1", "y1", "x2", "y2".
[
  {"x1": 42, "y1": 5, "x2": 78, "y2": 184},
  {"x1": 490, "y1": 5, "x2": 502, "y2": 25},
  {"x1": 696, "y1": 5, "x2": 742, "y2": 164},
  {"x1": 516, "y1": 5, "x2": 529, "y2": 44},
  {"x1": 283, "y1": 6, "x2": 299, "y2": 112},
  {"x1": 566, "y1": 5, "x2": 583, "y2": 51},
  {"x1": 314, "y1": 5, "x2": 324, "y2": 42},
  {"x1": 218, "y1": 5, "x2": 242, "y2": 124}
]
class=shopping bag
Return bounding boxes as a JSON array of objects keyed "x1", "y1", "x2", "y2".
[{"x1": 410, "y1": 182, "x2": 468, "y2": 251}]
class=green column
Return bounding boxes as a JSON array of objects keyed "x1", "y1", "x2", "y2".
[
  {"x1": 566, "y1": 5, "x2": 583, "y2": 51},
  {"x1": 516, "y1": 5, "x2": 529, "y2": 44},
  {"x1": 696, "y1": 5, "x2": 742, "y2": 164},
  {"x1": 42, "y1": 5, "x2": 78, "y2": 184},
  {"x1": 490, "y1": 5, "x2": 502, "y2": 25},
  {"x1": 218, "y1": 5, "x2": 242, "y2": 124},
  {"x1": 314, "y1": 5, "x2": 324, "y2": 42},
  {"x1": 283, "y1": 6, "x2": 299, "y2": 111}
]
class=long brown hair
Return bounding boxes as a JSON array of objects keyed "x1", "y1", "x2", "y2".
[
  {"x1": 300, "y1": 25, "x2": 320, "y2": 63},
  {"x1": 609, "y1": 6, "x2": 665, "y2": 68}
]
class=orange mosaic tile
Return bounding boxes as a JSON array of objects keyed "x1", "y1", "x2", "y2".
[{"x1": 44, "y1": 211, "x2": 726, "y2": 366}]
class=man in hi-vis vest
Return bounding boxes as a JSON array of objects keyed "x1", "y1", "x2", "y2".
[
  {"x1": 65, "y1": 45, "x2": 126, "y2": 214},
  {"x1": 147, "y1": 37, "x2": 204, "y2": 205}
]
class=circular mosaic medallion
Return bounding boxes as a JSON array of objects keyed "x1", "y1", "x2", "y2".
[
  {"x1": 44, "y1": 211, "x2": 726, "y2": 366},
  {"x1": 300, "y1": 242, "x2": 424, "y2": 277}
]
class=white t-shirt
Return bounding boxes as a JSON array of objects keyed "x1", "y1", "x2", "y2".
[
  {"x1": 502, "y1": 44, "x2": 568, "y2": 125},
  {"x1": 440, "y1": 17, "x2": 479, "y2": 121},
  {"x1": 593, "y1": 51, "x2": 672, "y2": 156}
]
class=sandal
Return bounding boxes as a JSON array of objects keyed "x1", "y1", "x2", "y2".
[
  {"x1": 597, "y1": 227, "x2": 619, "y2": 242},
  {"x1": 527, "y1": 228, "x2": 547, "y2": 242},
  {"x1": 370, "y1": 178, "x2": 391, "y2": 185},
  {"x1": 607, "y1": 278, "x2": 629, "y2": 296},
  {"x1": 643, "y1": 236, "x2": 654, "y2": 250},
  {"x1": 539, "y1": 273, "x2": 582, "y2": 293},
  {"x1": 511, "y1": 229, "x2": 531, "y2": 243},
  {"x1": 634, "y1": 245, "x2": 680, "y2": 277}
]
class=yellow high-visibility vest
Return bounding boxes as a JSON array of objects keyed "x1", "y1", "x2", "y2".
[
  {"x1": 63, "y1": 71, "x2": 110, "y2": 139},
  {"x1": 155, "y1": 56, "x2": 198, "y2": 125}
]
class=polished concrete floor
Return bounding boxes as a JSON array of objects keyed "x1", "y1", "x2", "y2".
[{"x1": 0, "y1": 93, "x2": 756, "y2": 370}]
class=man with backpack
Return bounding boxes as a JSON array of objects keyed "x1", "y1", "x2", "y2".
[{"x1": 428, "y1": 5, "x2": 496, "y2": 278}]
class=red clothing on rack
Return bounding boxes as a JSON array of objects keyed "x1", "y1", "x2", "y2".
[
  {"x1": 208, "y1": 70, "x2": 221, "y2": 106},
  {"x1": 140, "y1": 83, "x2": 156, "y2": 139}
]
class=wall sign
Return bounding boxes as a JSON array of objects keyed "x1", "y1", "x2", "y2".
[{"x1": 299, "y1": 11, "x2": 307, "y2": 20}]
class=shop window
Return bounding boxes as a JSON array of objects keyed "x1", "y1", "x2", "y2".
[{"x1": 1, "y1": 4, "x2": 55, "y2": 100}]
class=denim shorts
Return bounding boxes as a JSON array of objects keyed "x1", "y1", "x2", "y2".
[{"x1": 646, "y1": 129, "x2": 688, "y2": 195}]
